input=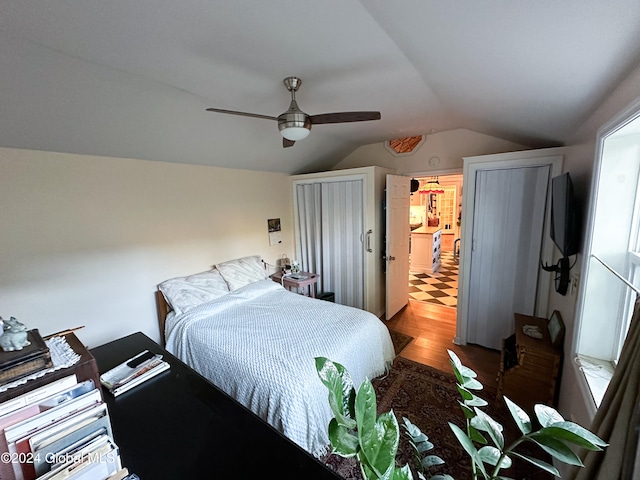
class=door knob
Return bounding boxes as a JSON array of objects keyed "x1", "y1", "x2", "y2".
[{"x1": 384, "y1": 255, "x2": 396, "y2": 261}]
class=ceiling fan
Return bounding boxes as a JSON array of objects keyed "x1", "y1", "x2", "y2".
[{"x1": 206, "y1": 77, "x2": 381, "y2": 148}]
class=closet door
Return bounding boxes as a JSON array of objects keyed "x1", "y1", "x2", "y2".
[
  {"x1": 466, "y1": 166, "x2": 549, "y2": 349},
  {"x1": 296, "y1": 183, "x2": 323, "y2": 275},
  {"x1": 295, "y1": 180, "x2": 365, "y2": 308}
]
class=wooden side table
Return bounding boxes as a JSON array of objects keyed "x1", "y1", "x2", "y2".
[
  {"x1": 496, "y1": 313, "x2": 563, "y2": 413},
  {"x1": 0, "y1": 332, "x2": 100, "y2": 404},
  {"x1": 270, "y1": 271, "x2": 320, "y2": 298}
]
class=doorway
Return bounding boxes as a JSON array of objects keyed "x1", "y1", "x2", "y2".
[
  {"x1": 408, "y1": 174, "x2": 463, "y2": 308},
  {"x1": 465, "y1": 165, "x2": 550, "y2": 349},
  {"x1": 456, "y1": 149, "x2": 563, "y2": 347}
]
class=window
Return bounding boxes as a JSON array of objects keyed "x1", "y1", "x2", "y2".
[{"x1": 575, "y1": 102, "x2": 640, "y2": 407}]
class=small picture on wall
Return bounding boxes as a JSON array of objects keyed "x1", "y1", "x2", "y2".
[
  {"x1": 268, "y1": 218, "x2": 282, "y2": 245},
  {"x1": 268, "y1": 218, "x2": 281, "y2": 233}
]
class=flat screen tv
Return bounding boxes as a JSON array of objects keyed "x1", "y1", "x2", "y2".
[{"x1": 550, "y1": 172, "x2": 580, "y2": 257}]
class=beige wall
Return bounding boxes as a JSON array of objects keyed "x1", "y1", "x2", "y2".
[
  {"x1": 0, "y1": 147, "x2": 294, "y2": 348},
  {"x1": 332, "y1": 128, "x2": 530, "y2": 174}
]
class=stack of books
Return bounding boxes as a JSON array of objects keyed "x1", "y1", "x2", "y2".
[
  {"x1": 0, "y1": 330, "x2": 53, "y2": 387},
  {"x1": 0, "y1": 373, "x2": 126, "y2": 480},
  {"x1": 99, "y1": 351, "x2": 169, "y2": 397}
]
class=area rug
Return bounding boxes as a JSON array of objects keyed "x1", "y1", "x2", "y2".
[
  {"x1": 321, "y1": 357, "x2": 552, "y2": 480},
  {"x1": 389, "y1": 329, "x2": 413, "y2": 355}
]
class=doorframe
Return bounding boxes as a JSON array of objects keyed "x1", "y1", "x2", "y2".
[
  {"x1": 455, "y1": 148, "x2": 564, "y2": 345},
  {"x1": 290, "y1": 166, "x2": 395, "y2": 318},
  {"x1": 406, "y1": 169, "x2": 463, "y2": 315}
]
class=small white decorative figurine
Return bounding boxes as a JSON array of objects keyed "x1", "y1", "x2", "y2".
[{"x1": 0, "y1": 317, "x2": 31, "y2": 352}]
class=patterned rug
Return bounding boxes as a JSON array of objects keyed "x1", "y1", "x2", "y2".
[
  {"x1": 389, "y1": 329, "x2": 413, "y2": 355},
  {"x1": 321, "y1": 357, "x2": 552, "y2": 480}
]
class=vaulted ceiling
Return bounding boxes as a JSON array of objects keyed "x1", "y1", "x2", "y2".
[{"x1": 1, "y1": 1, "x2": 640, "y2": 174}]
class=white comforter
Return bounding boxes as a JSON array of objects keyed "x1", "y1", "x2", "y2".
[{"x1": 164, "y1": 279, "x2": 395, "y2": 457}]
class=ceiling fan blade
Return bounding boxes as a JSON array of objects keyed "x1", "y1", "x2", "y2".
[
  {"x1": 309, "y1": 111, "x2": 381, "y2": 125},
  {"x1": 283, "y1": 138, "x2": 295, "y2": 148},
  {"x1": 206, "y1": 108, "x2": 278, "y2": 121}
]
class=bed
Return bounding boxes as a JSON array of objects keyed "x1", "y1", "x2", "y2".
[{"x1": 155, "y1": 255, "x2": 396, "y2": 457}]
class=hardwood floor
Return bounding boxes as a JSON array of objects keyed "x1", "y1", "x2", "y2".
[{"x1": 385, "y1": 299, "x2": 501, "y2": 387}]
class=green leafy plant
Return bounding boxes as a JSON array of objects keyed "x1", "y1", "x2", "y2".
[
  {"x1": 316, "y1": 352, "x2": 608, "y2": 480},
  {"x1": 402, "y1": 417, "x2": 449, "y2": 480},
  {"x1": 315, "y1": 357, "x2": 450, "y2": 480},
  {"x1": 447, "y1": 349, "x2": 607, "y2": 479}
]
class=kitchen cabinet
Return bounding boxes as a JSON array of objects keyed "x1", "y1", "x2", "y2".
[{"x1": 410, "y1": 226, "x2": 441, "y2": 274}]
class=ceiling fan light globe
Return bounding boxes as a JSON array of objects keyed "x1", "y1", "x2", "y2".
[
  {"x1": 280, "y1": 126, "x2": 310, "y2": 141},
  {"x1": 278, "y1": 110, "x2": 311, "y2": 141}
]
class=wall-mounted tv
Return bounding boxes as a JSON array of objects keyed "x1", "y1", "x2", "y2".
[{"x1": 550, "y1": 172, "x2": 580, "y2": 258}]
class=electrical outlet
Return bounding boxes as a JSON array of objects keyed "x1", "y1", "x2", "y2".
[{"x1": 570, "y1": 273, "x2": 579, "y2": 296}]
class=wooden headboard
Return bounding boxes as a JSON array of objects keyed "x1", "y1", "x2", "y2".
[{"x1": 155, "y1": 290, "x2": 172, "y2": 346}]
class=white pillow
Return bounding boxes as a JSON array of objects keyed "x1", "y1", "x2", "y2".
[
  {"x1": 215, "y1": 255, "x2": 267, "y2": 291},
  {"x1": 158, "y1": 269, "x2": 229, "y2": 315}
]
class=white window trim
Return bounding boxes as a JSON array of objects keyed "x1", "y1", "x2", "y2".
[
  {"x1": 575, "y1": 354, "x2": 615, "y2": 408},
  {"x1": 572, "y1": 95, "x2": 640, "y2": 413}
]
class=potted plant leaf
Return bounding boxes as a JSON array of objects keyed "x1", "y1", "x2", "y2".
[{"x1": 316, "y1": 350, "x2": 607, "y2": 480}]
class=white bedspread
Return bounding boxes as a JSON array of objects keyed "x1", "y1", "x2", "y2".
[{"x1": 164, "y1": 279, "x2": 395, "y2": 457}]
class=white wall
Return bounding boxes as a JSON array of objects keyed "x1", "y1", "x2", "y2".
[
  {"x1": 0, "y1": 147, "x2": 294, "y2": 348},
  {"x1": 332, "y1": 128, "x2": 530, "y2": 174}
]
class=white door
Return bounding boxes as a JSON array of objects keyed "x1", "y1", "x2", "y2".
[
  {"x1": 385, "y1": 174, "x2": 411, "y2": 320},
  {"x1": 456, "y1": 148, "x2": 564, "y2": 346},
  {"x1": 295, "y1": 180, "x2": 365, "y2": 309},
  {"x1": 466, "y1": 166, "x2": 549, "y2": 349}
]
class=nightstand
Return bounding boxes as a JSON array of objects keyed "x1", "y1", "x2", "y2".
[{"x1": 270, "y1": 271, "x2": 320, "y2": 297}]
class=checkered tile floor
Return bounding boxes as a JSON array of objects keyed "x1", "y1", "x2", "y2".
[{"x1": 409, "y1": 251, "x2": 458, "y2": 307}]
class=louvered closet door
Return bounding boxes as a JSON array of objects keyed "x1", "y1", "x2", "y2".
[
  {"x1": 295, "y1": 180, "x2": 365, "y2": 309},
  {"x1": 296, "y1": 183, "x2": 323, "y2": 276},
  {"x1": 467, "y1": 166, "x2": 549, "y2": 349}
]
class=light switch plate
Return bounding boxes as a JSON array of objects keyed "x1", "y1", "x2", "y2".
[{"x1": 570, "y1": 273, "x2": 580, "y2": 295}]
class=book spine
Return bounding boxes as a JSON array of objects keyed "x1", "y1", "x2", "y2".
[
  {"x1": 100, "y1": 352, "x2": 162, "y2": 389},
  {"x1": 111, "y1": 362, "x2": 169, "y2": 397},
  {"x1": 0, "y1": 355, "x2": 53, "y2": 385},
  {"x1": 4, "y1": 389, "x2": 102, "y2": 442},
  {"x1": 0, "y1": 375, "x2": 78, "y2": 418},
  {"x1": 109, "y1": 358, "x2": 164, "y2": 390}
]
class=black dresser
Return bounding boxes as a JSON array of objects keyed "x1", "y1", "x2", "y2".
[{"x1": 90, "y1": 332, "x2": 340, "y2": 479}]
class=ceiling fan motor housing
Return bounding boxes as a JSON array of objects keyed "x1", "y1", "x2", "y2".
[
  {"x1": 278, "y1": 111, "x2": 312, "y2": 132},
  {"x1": 278, "y1": 77, "x2": 312, "y2": 140},
  {"x1": 278, "y1": 97, "x2": 312, "y2": 140}
]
